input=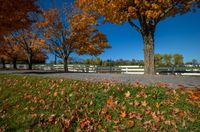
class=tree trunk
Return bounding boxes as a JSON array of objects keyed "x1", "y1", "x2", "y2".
[
  {"x1": 13, "y1": 58, "x2": 17, "y2": 69},
  {"x1": 64, "y1": 57, "x2": 68, "y2": 72},
  {"x1": 1, "y1": 58, "x2": 6, "y2": 69},
  {"x1": 54, "y1": 55, "x2": 57, "y2": 65},
  {"x1": 28, "y1": 54, "x2": 33, "y2": 70},
  {"x1": 143, "y1": 33, "x2": 155, "y2": 75}
]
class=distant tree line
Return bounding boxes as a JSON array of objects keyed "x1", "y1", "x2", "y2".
[
  {"x1": 58, "y1": 57, "x2": 144, "y2": 66},
  {"x1": 63, "y1": 55, "x2": 199, "y2": 67},
  {"x1": 154, "y1": 54, "x2": 184, "y2": 67}
]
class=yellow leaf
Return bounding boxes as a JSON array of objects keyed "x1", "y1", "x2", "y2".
[
  {"x1": 53, "y1": 92, "x2": 58, "y2": 97},
  {"x1": 125, "y1": 91, "x2": 131, "y2": 98},
  {"x1": 155, "y1": 102, "x2": 160, "y2": 108}
]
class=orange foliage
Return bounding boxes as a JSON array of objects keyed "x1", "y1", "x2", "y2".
[
  {"x1": 38, "y1": 7, "x2": 110, "y2": 60},
  {"x1": 76, "y1": 0, "x2": 199, "y2": 34},
  {"x1": 0, "y1": 0, "x2": 39, "y2": 35},
  {"x1": 1, "y1": 36, "x2": 25, "y2": 61}
]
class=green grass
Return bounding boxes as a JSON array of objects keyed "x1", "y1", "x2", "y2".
[{"x1": 0, "y1": 74, "x2": 200, "y2": 131}]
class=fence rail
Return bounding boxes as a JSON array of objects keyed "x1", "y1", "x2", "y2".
[{"x1": 0, "y1": 64, "x2": 200, "y2": 75}]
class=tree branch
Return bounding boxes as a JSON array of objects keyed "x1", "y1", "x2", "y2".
[
  {"x1": 128, "y1": 18, "x2": 142, "y2": 33},
  {"x1": 156, "y1": 2, "x2": 179, "y2": 24}
]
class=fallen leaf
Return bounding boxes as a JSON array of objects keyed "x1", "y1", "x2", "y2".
[
  {"x1": 54, "y1": 92, "x2": 58, "y2": 97},
  {"x1": 125, "y1": 91, "x2": 131, "y2": 98},
  {"x1": 106, "y1": 114, "x2": 112, "y2": 121},
  {"x1": 134, "y1": 100, "x2": 140, "y2": 106},
  {"x1": 120, "y1": 111, "x2": 126, "y2": 118},
  {"x1": 80, "y1": 118, "x2": 90, "y2": 128},
  {"x1": 155, "y1": 102, "x2": 160, "y2": 108},
  {"x1": 101, "y1": 107, "x2": 107, "y2": 114},
  {"x1": 107, "y1": 96, "x2": 114, "y2": 107},
  {"x1": 128, "y1": 120, "x2": 134, "y2": 127},
  {"x1": 141, "y1": 101, "x2": 147, "y2": 107}
]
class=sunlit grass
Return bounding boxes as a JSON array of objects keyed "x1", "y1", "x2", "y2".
[{"x1": 0, "y1": 74, "x2": 199, "y2": 131}]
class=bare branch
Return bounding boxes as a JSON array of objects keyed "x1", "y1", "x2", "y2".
[{"x1": 128, "y1": 18, "x2": 142, "y2": 33}]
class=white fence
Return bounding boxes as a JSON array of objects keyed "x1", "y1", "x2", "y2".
[{"x1": 1, "y1": 64, "x2": 200, "y2": 76}]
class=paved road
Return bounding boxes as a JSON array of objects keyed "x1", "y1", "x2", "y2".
[{"x1": 0, "y1": 70, "x2": 200, "y2": 88}]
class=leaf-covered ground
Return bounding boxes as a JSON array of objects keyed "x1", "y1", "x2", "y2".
[{"x1": 0, "y1": 74, "x2": 200, "y2": 131}]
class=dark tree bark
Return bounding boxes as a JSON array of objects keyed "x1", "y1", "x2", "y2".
[
  {"x1": 54, "y1": 54, "x2": 57, "y2": 65},
  {"x1": 1, "y1": 58, "x2": 6, "y2": 69},
  {"x1": 13, "y1": 58, "x2": 17, "y2": 69},
  {"x1": 64, "y1": 57, "x2": 68, "y2": 72},
  {"x1": 143, "y1": 32, "x2": 155, "y2": 75},
  {"x1": 28, "y1": 54, "x2": 33, "y2": 70}
]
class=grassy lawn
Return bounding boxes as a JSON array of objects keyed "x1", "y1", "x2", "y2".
[{"x1": 0, "y1": 74, "x2": 200, "y2": 131}]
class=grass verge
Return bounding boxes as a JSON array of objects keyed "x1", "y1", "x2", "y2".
[{"x1": 0, "y1": 74, "x2": 200, "y2": 131}]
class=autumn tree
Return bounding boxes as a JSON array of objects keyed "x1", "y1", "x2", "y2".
[
  {"x1": 173, "y1": 54, "x2": 184, "y2": 66},
  {"x1": 0, "y1": 44, "x2": 8, "y2": 69},
  {"x1": 0, "y1": 0, "x2": 39, "y2": 36},
  {"x1": 38, "y1": 8, "x2": 110, "y2": 72},
  {"x1": 76, "y1": 0, "x2": 199, "y2": 75},
  {"x1": 1, "y1": 35, "x2": 28, "y2": 69},
  {"x1": 8, "y1": 26, "x2": 46, "y2": 70}
]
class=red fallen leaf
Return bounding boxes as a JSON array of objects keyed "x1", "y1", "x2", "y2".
[
  {"x1": 106, "y1": 114, "x2": 112, "y2": 121},
  {"x1": 120, "y1": 111, "x2": 126, "y2": 118},
  {"x1": 106, "y1": 96, "x2": 114, "y2": 107},
  {"x1": 188, "y1": 95, "x2": 199, "y2": 101},
  {"x1": 179, "y1": 111, "x2": 186, "y2": 117},
  {"x1": 80, "y1": 118, "x2": 90, "y2": 128}
]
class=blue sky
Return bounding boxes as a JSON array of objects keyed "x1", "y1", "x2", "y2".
[
  {"x1": 95, "y1": 11, "x2": 200, "y2": 62},
  {"x1": 39, "y1": 1, "x2": 200, "y2": 63}
]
